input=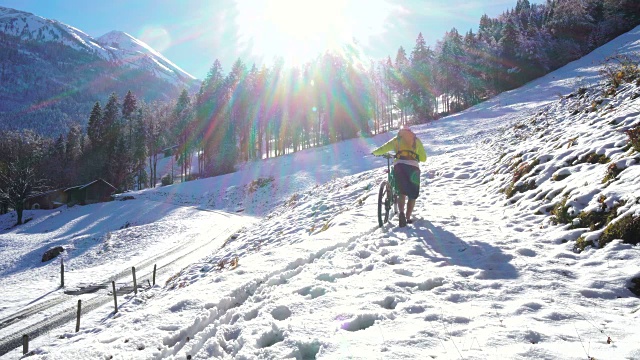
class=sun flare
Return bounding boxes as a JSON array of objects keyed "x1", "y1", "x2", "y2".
[{"x1": 235, "y1": 0, "x2": 388, "y2": 67}]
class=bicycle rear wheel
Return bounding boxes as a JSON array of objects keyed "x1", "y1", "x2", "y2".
[{"x1": 378, "y1": 181, "x2": 391, "y2": 227}]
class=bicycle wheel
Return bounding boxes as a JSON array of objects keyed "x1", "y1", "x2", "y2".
[
  {"x1": 378, "y1": 181, "x2": 391, "y2": 227},
  {"x1": 389, "y1": 168, "x2": 398, "y2": 216}
]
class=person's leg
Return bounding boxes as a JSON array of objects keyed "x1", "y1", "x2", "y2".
[
  {"x1": 398, "y1": 194, "x2": 407, "y2": 226},
  {"x1": 406, "y1": 199, "x2": 415, "y2": 223},
  {"x1": 398, "y1": 194, "x2": 406, "y2": 214}
]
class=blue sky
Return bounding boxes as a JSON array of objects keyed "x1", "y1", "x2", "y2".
[{"x1": 0, "y1": 0, "x2": 542, "y2": 79}]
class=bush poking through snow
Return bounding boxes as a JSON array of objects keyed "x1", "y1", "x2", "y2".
[
  {"x1": 603, "y1": 163, "x2": 623, "y2": 183},
  {"x1": 550, "y1": 196, "x2": 572, "y2": 225},
  {"x1": 575, "y1": 199, "x2": 624, "y2": 231},
  {"x1": 577, "y1": 152, "x2": 610, "y2": 165},
  {"x1": 626, "y1": 125, "x2": 640, "y2": 153},
  {"x1": 505, "y1": 180, "x2": 537, "y2": 199},
  {"x1": 161, "y1": 174, "x2": 173, "y2": 186},
  {"x1": 598, "y1": 214, "x2": 640, "y2": 248},
  {"x1": 513, "y1": 159, "x2": 540, "y2": 183},
  {"x1": 504, "y1": 159, "x2": 539, "y2": 198},
  {"x1": 599, "y1": 53, "x2": 640, "y2": 89},
  {"x1": 575, "y1": 236, "x2": 594, "y2": 251},
  {"x1": 247, "y1": 176, "x2": 275, "y2": 194}
]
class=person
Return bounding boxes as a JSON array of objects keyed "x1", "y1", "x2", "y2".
[{"x1": 372, "y1": 126, "x2": 427, "y2": 227}]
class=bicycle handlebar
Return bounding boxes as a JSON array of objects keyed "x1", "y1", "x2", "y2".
[{"x1": 375, "y1": 153, "x2": 395, "y2": 159}]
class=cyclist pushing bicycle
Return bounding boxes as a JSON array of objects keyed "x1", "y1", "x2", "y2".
[{"x1": 372, "y1": 126, "x2": 427, "y2": 227}]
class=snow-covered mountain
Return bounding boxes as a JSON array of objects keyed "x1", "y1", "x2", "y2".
[
  {"x1": 0, "y1": 6, "x2": 104, "y2": 52},
  {"x1": 0, "y1": 6, "x2": 198, "y2": 136},
  {"x1": 0, "y1": 6, "x2": 195, "y2": 85}
]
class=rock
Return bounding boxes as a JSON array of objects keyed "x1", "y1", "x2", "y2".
[
  {"x1": 42, "y1": 246, "x2": 64, "y2": 262},
  {"x1": 629, "y1": 277, "x2": 640, "y2": 297}
]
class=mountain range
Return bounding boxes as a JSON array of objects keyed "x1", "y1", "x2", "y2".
[{"x1": 0, "y1": 6, "x2": 199, "y2": 136}]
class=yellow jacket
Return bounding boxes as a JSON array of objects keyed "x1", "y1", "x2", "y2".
[{"x1": 372, "y1": 132, "x2": 427, "y2": 162}]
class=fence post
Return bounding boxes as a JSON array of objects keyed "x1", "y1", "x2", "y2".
[
  {"x1": 60, "y1": 258, "x2": 64, "y2": 288},
  {"x1": 22, "y1": 334, "x2": 28, "y2": 354},
  {"x1": 75, "y1": 300, "x2": 81, "y2": 332},
  {"x1": 132, "y1": 267, "x2": 137, "y2": 295},
  {"x1": 112, "y1": 281, "x2": 118, "y2": 314},
  {"x1": 153, "y1": 264, "x2": 157, "y2": 286}
]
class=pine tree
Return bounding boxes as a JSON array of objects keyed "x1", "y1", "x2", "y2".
[
  {"x1": 409, "y1": 32, "x2": 435, "y2": 122},
  {"x1": 173, "y1": 89, "x2": 193, "y2": 181},
  {"x1": 102, "y1": 92, "x2": 120, "y2": 153},
  {"x1": 197, "y1": 60, "x2": 225, "y2": 176},
  {"x1": 87, "y1": 102, "x2": 102, "y2": 147},
  {"x1": 122, "y1": 90, "x2": 137, "y2": 146},
  {"x1": 65, "y1": 124, "x2": 82, "y2": 185}
]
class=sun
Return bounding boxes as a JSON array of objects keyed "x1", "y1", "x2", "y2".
[{"x1": 235, "y1": 0, "x2": 352, "y2": 66}]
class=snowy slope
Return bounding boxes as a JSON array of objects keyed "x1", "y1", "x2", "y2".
[
  {"x1": 97, "y1": 30, "x2": 196, "y2": 82},
  {"x1": 1, "y1": 25, "x2": 639, "y2": 360}
]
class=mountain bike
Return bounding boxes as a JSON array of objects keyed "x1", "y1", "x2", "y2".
[{"x1": 376, "y1": 153, "x2": 398, "y2": 227}]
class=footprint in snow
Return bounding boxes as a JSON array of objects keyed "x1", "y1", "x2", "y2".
[
  {"x1": 516, "y1": 248, "x2": 537, "y2": 257},
  {"x1": 256, "y1": 326, "x2": 285, "y2": 348},
  {"x1": 271, "y1": 305, "x2": 292, "y2": 320},
  {"x1": 393, "y1": 268, "x2": 413, "y2": 277},
  {"x1": 297, "y1": 286, "x2": 326, "y2": 299},
  {"x1": 374, "y1": 295, "x2": 407, "y2": 310}
]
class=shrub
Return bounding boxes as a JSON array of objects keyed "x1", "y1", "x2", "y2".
[
  {"x1": 552, "y1": 171, "x2": 571, "y2": 182},
  {"x1": 599, "y1": 54, "x2": 640, "y2": 88},
  {"x1": 550, "y1": 196, "x2": 572, "y2": 225},
  {"x1": 598, "y1": 214, "x2": 640, "y2": 248},
  {"x1": 513, "y1": 159, "x2": 540, "y2": 182},
  {"x1": 626, "y1": 126, "x2": 640, "y2": 153},
  {"x1": 602, "y1": 163, "x2": 622, "y2": 183},
  {"x1": 161, "y1": 174, "x2": 173, "y2": 186},
  {"x1": 575, "y1": 236, "x2": 594, "y2": 252},
  {"x1": 574, "y1": 199, "x2": 623, "y2": 231},
  {"x1": 505, "y1": 180, "x2": 536, "y2": 199},
  {"x1": 247, "y1": 176, "x2": 275, "y2": 193},
  {"x1": 585, "y1": 153, "x2": 610, "y2": 164},
  {"x1": 573, "y1": 152, "x2": 609, "y2": 165}
]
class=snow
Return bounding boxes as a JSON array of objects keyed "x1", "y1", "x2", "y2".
[
  {"x1": 97, "y1": 31, "x2": 196, "y2": 81},
  {"x1": 1, "y1": 25, "x2": 640, "y2": 360}
]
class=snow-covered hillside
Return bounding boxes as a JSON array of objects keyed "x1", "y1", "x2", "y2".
[
  {"x1": 0, "y1": 6, "x2": 195, "y2": 85},
  {"x1": 1, "y1": 25, "x2": 639, "y2": 360}
]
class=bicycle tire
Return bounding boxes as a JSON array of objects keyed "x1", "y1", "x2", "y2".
[{"x1": 378, "y1": 181, "x2": 391, "y2": 227}]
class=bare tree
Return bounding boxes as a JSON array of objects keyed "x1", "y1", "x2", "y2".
[{"x1": 0, "y1": 131, "x2": 47, "y2": 225}]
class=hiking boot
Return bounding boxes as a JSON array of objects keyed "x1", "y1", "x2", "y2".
[{"x1": 398, "y1": 212, "x2": 407, "y2": 227}]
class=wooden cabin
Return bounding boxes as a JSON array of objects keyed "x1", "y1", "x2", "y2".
[
  {"x1": 64, "y1": 179, "x2": 117, "y2": 205},
  {"x1": 24, "y1": 189, "x2": 67, "y2": 210}
]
